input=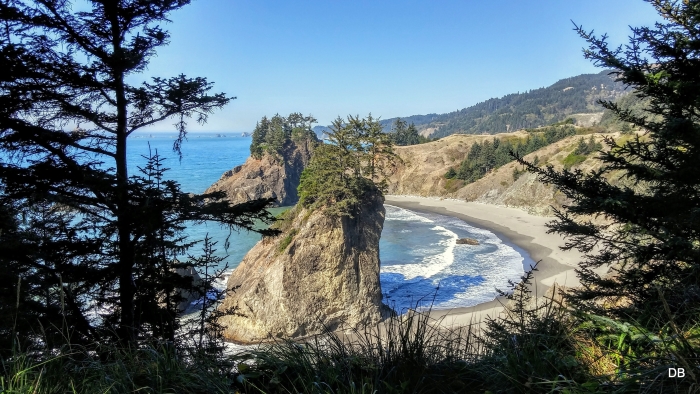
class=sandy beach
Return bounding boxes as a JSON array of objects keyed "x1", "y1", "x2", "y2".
[{"x1": 384, "y1": 195, "x2": 589, "y2": 328}]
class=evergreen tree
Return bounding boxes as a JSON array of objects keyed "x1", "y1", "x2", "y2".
[
  {"x1": 447, "y1": 125, "x2": 576, "y2": 182},
  {"x1": 391, "y1": 118, "x2": 422, "y2": 146},
  {"x1": 249, "y1": 113, "x2": 317, "y2": 159},
  {"x1": 519, "y1": 0, "x2": 700, "y2": 326},
  {"x1": 0, "y1": 0, "x2": 276, "y2": 344},
  {"x1": 298, "y1": 115, "x2": 396, "y2": 217}
]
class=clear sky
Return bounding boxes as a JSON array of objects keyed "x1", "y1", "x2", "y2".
[{"x1": 140, "y1": 0, "x2": 662, "y2": 132}]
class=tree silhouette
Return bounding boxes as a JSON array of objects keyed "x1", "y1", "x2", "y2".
[
  {"x1": 519, "y1": 0, "x2": 700, "y2": 326},
  {"x1": 0, "y1": 0, "x2": 276, "y2": 345}
]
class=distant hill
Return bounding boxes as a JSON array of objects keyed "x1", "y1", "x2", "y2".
[
  {"x1": 396, "y1": 71, "x2": 628, "y2": 138},
  {"x1": 315, "y1": 71, "x2": 629, "y2": 139}
]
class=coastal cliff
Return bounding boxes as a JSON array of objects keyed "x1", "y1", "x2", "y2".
[
  {"x1": 217, "y1": 188, "x2": 387, "y2": 344},
  {"x1": 205, "y1": 137, "x2": 316, "y2": 206}
]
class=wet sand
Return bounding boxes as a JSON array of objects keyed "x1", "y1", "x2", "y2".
[{"x1": 384, "y1": 195, "x2": 587, "y2": 327}]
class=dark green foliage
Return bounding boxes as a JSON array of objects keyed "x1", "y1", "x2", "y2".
[
  {"x1": 447, "y1": 124, "x2": 577, "y2": 183},
  {"x1": 519, "y1": 0, "x2": 700, "y2": 339},
  {"x1": 444, "y1": 167, "x2": 457, "y2": 179},
  {"x1": 250, "y1": 113, "x2": 318, "y2": 158},
  {"x1": 479, "y1": 270, "x2": 593, "y2": 393},
  {"x1": 0, "y1": 0, "x2": 277, "y2": 348},
  {"x1": 379, "y1": 71, "x2": 625, "y2": 138},
  {"x1": 298, "y1": 115, "x2": 396, "y2": 217},
  {"x1": 391, "y1": 118, "x2": 428, "y2": 146},
  {"x1": 562, "y1": 136, "x2": 603, "y2": 169},
  {"x1": 573, "y1": 136, "x2": 602, "y2": 156}
]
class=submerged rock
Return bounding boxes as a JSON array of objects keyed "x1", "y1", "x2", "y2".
[
  {"x1": 217, "y1": 188, "x2": 388, "y2": 344},
  {"x1": 456, "y1": 237, "x2": 479, "y2": 245},
  {"x1": 205, "y1": 138, "x2": 316, "y2": 206}
]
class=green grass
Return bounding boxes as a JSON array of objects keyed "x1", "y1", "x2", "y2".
[
  {"x1": 562, "y1": 153, "x2": 587, "y2": 169},
  {"x1": 4, "y1": 272, "x2": 699, "y2": 393},
  {"x1": 0, "y1": 343, "x2": 238, "y2": 394},
  {"x1": 277, "y1": 228, "x2": 298, "y2": 253}
]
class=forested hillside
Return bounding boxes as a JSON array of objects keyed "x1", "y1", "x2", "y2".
[
  {"x1": 314, "y1": 71, "x2": 627, "y2": 139},
  {"x1": 366, "y1": 71, "x2": 628, "y2": 139}
]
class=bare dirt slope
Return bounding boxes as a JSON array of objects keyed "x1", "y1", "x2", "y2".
[{"x1": 388, "y1": 130, "x2": 621, "y2": 216}]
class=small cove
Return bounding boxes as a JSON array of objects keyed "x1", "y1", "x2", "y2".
[{"x1": 128, "y1": 133, "x2": 526, "y2": 311}]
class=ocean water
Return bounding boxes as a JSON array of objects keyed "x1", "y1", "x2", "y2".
[
  {"x1": 127, "y1": 132, "x2": 526, "y2": 311},
  {"x1": 381, "y1": 205, "x2": 527, "y2": 311}
]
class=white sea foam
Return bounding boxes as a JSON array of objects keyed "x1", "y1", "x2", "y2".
[
  {"x1": 380, "y1": 206, "x2": 525, "y2": 311},
  {"x1": 382, "y1": 225, "x2": 457, "y2": 279},
  {"x1": 384, "y1": 204, "x2": 434, "y2": 223}
]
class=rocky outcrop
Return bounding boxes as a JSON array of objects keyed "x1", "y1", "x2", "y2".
[
  {"x1": 205, "y1": 138, "x2": 316, "y2": 206},
  {"x1": 217, "y1": 189, "x2": 387, "y2": 344},
  {"x1": 174, "y1": 267, "x2": 202, "y2": 313}
]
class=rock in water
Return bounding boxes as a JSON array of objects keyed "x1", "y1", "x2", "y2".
[
  {"x1": 217, "y1": 189, "x2": 387, "y2": 344},
  {"x1": 205, "y1": 138, "x2": 316, "y2": 206}
]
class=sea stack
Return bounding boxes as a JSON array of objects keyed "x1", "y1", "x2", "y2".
[
  {"x1": 205, "y1": 137, "x2": 316, "y2": 206},
  {"x1": 217, "y1": 187, "x2": 387, "y2": 343}
]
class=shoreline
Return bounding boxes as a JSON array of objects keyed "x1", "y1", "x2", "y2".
[{"x1": 383, "y1": 195, "x2": 584, "y2": 326}]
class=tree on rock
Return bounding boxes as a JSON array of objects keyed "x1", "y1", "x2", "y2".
[
  {"x1": 250, "y1": 113, "x2": 317, "y2": 159},
  {"x1": 298, "y1": 115, "x2": 397, "y2": 217}
]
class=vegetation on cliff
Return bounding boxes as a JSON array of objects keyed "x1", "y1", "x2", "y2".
[
  {"x1": 250, "y1": 113, "x2": 319, "y2": 159},
  {"x1": 207, "y1": 114, "x2": 318, "y2": 206},
  {"x1": 561, "y1": 136, "x2": 603, "y2": 169},
  {"x1": 445, "y1": 123, "x2": 579, "y2": 182},
  {"x1": 298, "y1": 114, "x2": 397, "y2": 216},
  {"x1": 2, "y1": 0, "x2": 700, "y2": 393}
]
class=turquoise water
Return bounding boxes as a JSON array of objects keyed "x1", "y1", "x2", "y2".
[
  {"x1": 128, "y1": 132, "x2": 261, "y2": 270},
  {"x1": 127, "y1": 132, "x2": 526, "y2": 311}
]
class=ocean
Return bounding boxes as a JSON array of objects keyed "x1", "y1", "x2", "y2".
[{"x1": 127, "y1": 132, "x2": 526, "y2": 312}]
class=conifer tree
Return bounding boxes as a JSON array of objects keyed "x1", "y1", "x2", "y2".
[
  {"x1": 519, "y1": 0, "x2": 700, "y2": 325},
  {"x1": 0, "y1": 0, "x2": 276, "y2": 344},
  {"x1": 298, "y1": 115, "x2": 396, "y2": 217}
]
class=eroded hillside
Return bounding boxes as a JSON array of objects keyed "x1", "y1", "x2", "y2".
[{"x1": 388, "y1": 130, "x2": 627, "y2": 215}]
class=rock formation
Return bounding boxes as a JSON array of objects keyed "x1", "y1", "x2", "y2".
[
  {"x1": 205, "y1": 137, "x2": 316, "y2": 206},
  {"x1": 174, "y1": 267, "x2": 202, "y2": 313},
  {"x1": 217, "y1": 188, "x2": 387, "y2": 344}
]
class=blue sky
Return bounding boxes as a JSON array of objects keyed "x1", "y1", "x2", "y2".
[{"x1": 140, "y1": 0, "x2": 662, "y2": 132}]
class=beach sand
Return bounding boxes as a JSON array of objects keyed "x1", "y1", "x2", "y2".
[{"x1": 384, "y1": 195, "x2": 592, "y2": 328}]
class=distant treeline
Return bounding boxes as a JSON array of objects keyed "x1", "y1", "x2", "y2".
[
  {"x1": 379, "y1": 71, "x2": 626, "y2": 139},
  {"x1": 445, "y1": 123, "x2": 578, "y2": 182},
  {"x1": 390, "y1": 118, "x2": 432, "y2": 146}
]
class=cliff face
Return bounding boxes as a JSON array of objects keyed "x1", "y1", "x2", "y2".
[
  {"x1": 205, "y1": 138, "x2": 316, "y2": 206},
  {"x1": 217, "y1": 189, "x2": 387, "y2": 344}
]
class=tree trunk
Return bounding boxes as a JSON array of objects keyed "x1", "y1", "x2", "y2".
[{"x1": 107, "y1": 4, "x2": 136, "y2": 343}]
